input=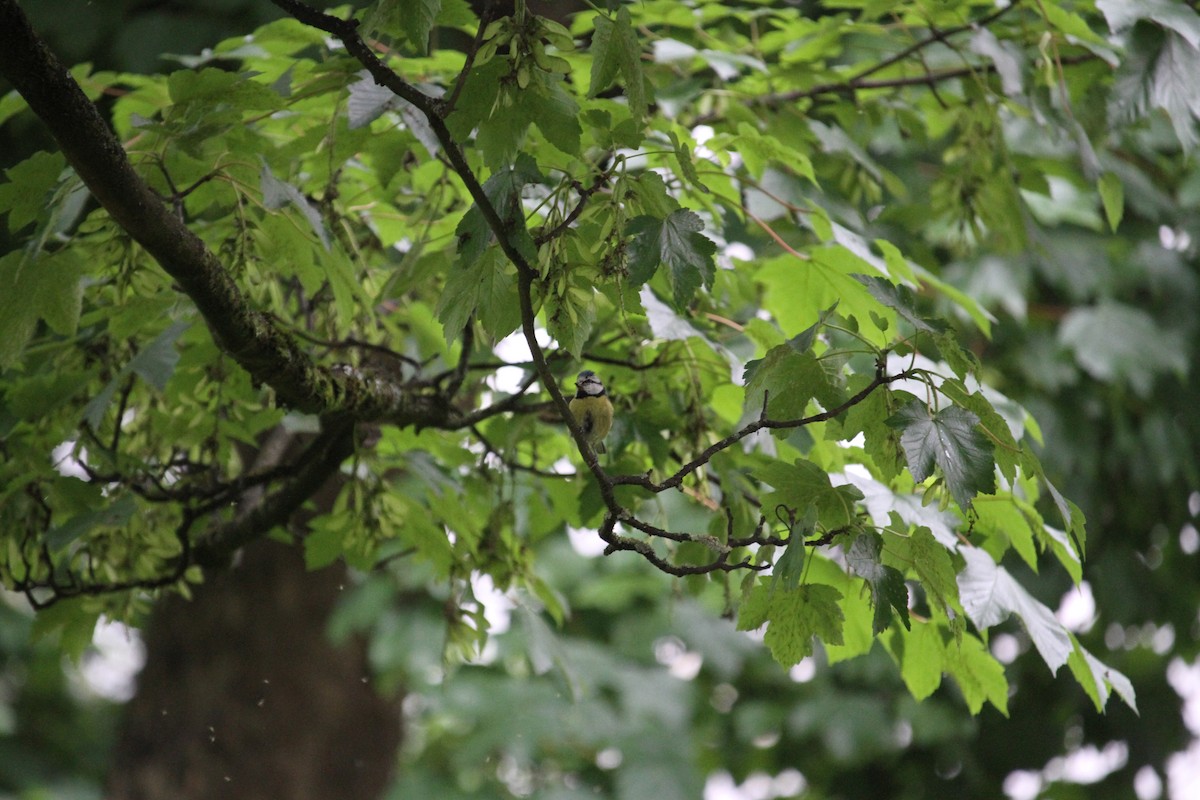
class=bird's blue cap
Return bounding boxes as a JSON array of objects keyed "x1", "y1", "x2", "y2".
[{"x1": 577, "y1": 370, "x2": 596, "y2": 379}]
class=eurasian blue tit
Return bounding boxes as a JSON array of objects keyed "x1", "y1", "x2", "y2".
[{"x1": 568, "y1": 370, "x2": 613, "y2": 454}]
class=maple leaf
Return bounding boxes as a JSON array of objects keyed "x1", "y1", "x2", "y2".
[
  {"x1": 627, "y1": 209, "x2": 716, "y2": 310},
  {"x1": 887, "y1": 401, "x2": 996, "y2": 510}
]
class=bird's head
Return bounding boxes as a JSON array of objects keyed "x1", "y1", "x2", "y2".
[{"x1": 575, "y1": 370, "x2": 605, "y2": 396}]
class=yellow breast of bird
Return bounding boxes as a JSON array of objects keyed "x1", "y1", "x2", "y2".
[{"x1": 570, "y1": 395, "x2": 612, "y2": 440}]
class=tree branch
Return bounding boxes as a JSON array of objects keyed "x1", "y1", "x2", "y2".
[
  {"x1": 695, "y1": 1, "x2": 1097, "y2": 120},
  {"x1": 613, "y1": 360, "x2": 916, "y2": 492},
  {"x1": 585, "y1": 362, "x2": 916, "y2": 575},
  {"x1": 192, "y1": 415, "x2": 357, "y2": 567},
  {"x1": 15, "y1": 513, "x2": 196, "y2": 610}
]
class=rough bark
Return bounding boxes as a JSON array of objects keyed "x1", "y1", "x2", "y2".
[{"x1": 106, "y1": 539, "x2": 401, "y2": 800}]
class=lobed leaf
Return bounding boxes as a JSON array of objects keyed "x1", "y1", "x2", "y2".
[{"x1": 887, "y1": 401, "x2": 996, "y2": 510}]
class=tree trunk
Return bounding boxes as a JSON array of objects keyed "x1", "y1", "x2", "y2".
[{"x1": 106, "y1": 539, "x2": 400, "y2": 800}]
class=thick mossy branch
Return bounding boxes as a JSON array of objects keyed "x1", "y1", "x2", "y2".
[{"x1": 0, "y1": 0, "x2": 448, "y2": 428}]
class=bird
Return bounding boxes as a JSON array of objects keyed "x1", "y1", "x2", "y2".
[{"x1": 568, "y1": 370, "x2": 613, "y2": 454}]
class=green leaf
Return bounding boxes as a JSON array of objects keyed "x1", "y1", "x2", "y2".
[
  {"x1": 626, "y1": 209, "x2": 716, "y2": 310},
  {"x1": 759, "y1": 459, "x2": 863, "y2": 530},
  {"x1": 260, "y1": 161, "x2": 330, "y2": 250},
  {"x1": 1067, "y1": 636, "x2": 1138, "y2": 713},
  {"x1": 44, "y1": 495, "x2": 138, "y2": 551},
  {"x1": 437, "y1": 246, "x2": 522, "y2": 343},
  {"x1": 516, "y1": 603, "x2": 579, "y2": 696},
  {"x1": 846, "y1": 532, "x2": 911, "y2": 632},
  {"x1": 0, "y1": 85, "x2": 29, "y2": 128},
  {"x1": 5, "y1": 370, "x2": 91, "y2": 420},
  {"x1": 477, "y1": 81, "x2": 549, "y2": 163},
  {"x1": 884, "y1": 526, "x2": 960, "y2": 613},
  {"x1": 758, "y1": 248, "x2": 893, "y2": 347},
  {"x1": 737, "y1": 581, "x2": 844, "y2": 667},
  {"x1": 941, "y1": 629, "x2": 1009, "y2": 715},
  {"x1": 129, "y1": 320, "x2": 191, "y2": 390},
  {"x1": 837, "y1": 379, "x2": 903, "y2": 481},
  {"x1": 854, "y1": 275, "x2": 946, "y2": 334},
  {"x1": 1098, "y1": 0, "x2": 1200, "y2": 47},
  {"x1": 475, "y1": 89, "x2": 529, "y2": 169},
  {"x1": 1111, "y1": 26, "x2": 1200, "y2": 151},
  {"x1": 0, "y1": 249, "x2": 84, "y2": 369},
  {"x1": 444, "y1": 58, "x2": 505, "y2": 141},
  {"x1": 670, "y1": 134, "x2": 706, "y2": 192},
  {"x1": 769, "y1": 506, "x2": 814, "y2": 593},
  {"x1": 456, "y1": 153, "x2": 542, "y2": 264},
  {"x1": 937, "y1": 381, "x2": 1021, "y2": 482},
  {"x1": 627, "y1": 171, "x2": 679, "y2": 218},
  {"x1": 588, "y1": 7, "x2": 647, "y2": 121},
  {"x1": 545, "y1": 282, "x2": 596, "y2": 359},
  {"x1": 788, "y1": 302, "x2": 838, "y2": 354},
  {"x1": 971, "y1": 496, "x2": 1039, "y2": 572},
  {"x1": 887, "y1": 401, "x2": 996, "y2": 510},
  {"x1": 83, "y1": 321, "x2": 190, "y2": 429},
  {"x1": 1042, "y1": 473, "x2": 1087, "y2": 559},
  {"x1": 304, "y1": 515, "x2": 347, "y2": 570},
  {"x1": 523, "y1": 73, "x2": 581, "y2": 156},
  {"x1": 732, "y1": 122, "x2": 816, "y2": 184},
  {"x1": 400, "y1": 507, "x2": 455, "y2": 576},
  {"x1": 805, "y1": 555, "x2": 874, "y2": 662},
  {"x1": 872, "y1": 239, "x2": 916, "y2": 284},
  {"x1": 1098, "y1": 171, "x2": 1124, "y2": 231},
  {"x1": 436, "y1": 257, "x2": 482, "y2": 338},
  {"x1": 885, "y1": 620, "x2": 944, "y2": 701},
  {"x1": 473, "y1": 248, "x2": 522, "y2": 342},
  {"x1": 324, "y1": 249, "x2": 372, "y2": 330},
  {"x1": 742, "y1": 346, "x2": 841, "y2": 422},
  {"x1": 957, "y1": 547, "x2": 1072, "y2": 674},
  {"x1": 371, "y1": 0, "x2": 443, "y2": 53},
  {"x1": 167, "y1": 67, "x2": 279, "y2": 109},
  {"x1": 30, "y1": 601, "x2": 101, "y2": 663},
  {"x1": 0, "y1": 150, "x2": 66, "y2": 233}
]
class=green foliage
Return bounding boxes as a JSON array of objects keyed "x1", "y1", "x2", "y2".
[
  {"x1": 0, "y1": 0, "x2": 1132, "y2": 705},
  {"x1": 6, "y1": 0, "x2": 1200, "y2": 796}
]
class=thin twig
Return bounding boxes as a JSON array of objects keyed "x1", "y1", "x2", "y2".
[
  {"x1": 470, "y1": 425, "x2": 575, "y2": 478},
  {"x1": 445, "y1": 0, "x2": 498, "y2": 113}
]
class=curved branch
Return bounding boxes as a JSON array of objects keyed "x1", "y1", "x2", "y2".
[
  {"x1": 695, "y1": 1, "x2": 1097, "y2": 121},
  {"x1": 845, "y1": 1, "x2": 1022, "y2": 87},
  {"x1": 16, "y1": 513, "x2": 196, "y2": 611},
  {"x1": 192, "y1": 415, "x2": 357, "y2": 567},
  {"x1": 14, "y1": 417, "x2": 356, "y2": 607},
  {"x1": 534, "y1": 172, "x2": 610, "y2": 246},
  {"x1": 451, "y1": 368, "x2": 542, "y2": 428},
  {"x1": 614, "y1": 361, "x2": 917, "y2": 492}
]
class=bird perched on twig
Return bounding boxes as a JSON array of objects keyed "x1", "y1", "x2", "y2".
[{"x1": 568, "y1": 370, "x2": 613, "y2": 454}]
